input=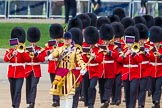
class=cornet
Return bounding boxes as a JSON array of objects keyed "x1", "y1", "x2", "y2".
[
  {"x1": 26, "y1": 45, "x2": 35, "y2": 59},
  {"x1": 29, "y1": 52, "x2": 35, "y2": 58}
]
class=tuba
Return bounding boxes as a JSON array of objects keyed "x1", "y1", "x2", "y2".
[{"x1": 131, "y1": 43, "x2": 140, "y2": 53}]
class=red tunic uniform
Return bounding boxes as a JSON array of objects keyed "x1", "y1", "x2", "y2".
[
  {"x1": 42, "y1": 42, "x2": 64, "y2": 74},
  {"x1": 24, "y1": 46, "x2": 45, "y2": 78},
  {"x1": 82, "y1": 45, "x2": 104, "y2": 79},
  {"x1": 99, "y1": 44, "x2": 119, "y2": 78},
  {"x1": 139, "y1": 43, "x2": 151, "y2": 78},
  {"x1": 4, "y1": 48, "x2": 30, "y2": 78},
  {"x1": 149, "y1": 47, "x2": 162, "y2": 78},
  {"x1": 114, "y1": 39, "x2": 126, "y2": 75},
  {"x1": 118, "y1": 49, "x2": 142, "y2": 81}
]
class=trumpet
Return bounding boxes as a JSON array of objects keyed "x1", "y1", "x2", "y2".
[
  {"x1": 16, "y1": 43, "x2": 25, "y2": 53},
  {"x1": 131, "y1": 43, "x2": 140, "y2": 53}
]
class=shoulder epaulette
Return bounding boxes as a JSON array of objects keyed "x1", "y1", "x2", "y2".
[
  {"x1": 123, "y1": 44, "x2": 128, "y2": 49},
  {"x1": 45, "y1": 43, "x2": 48, "y2": 47},
  {"x1": 6, "y1": 49, "x2": 10, "y2": 52},
  {"x1": 113, "y1": 45, "x2": 118, "y2": 50},
  {"x1": 98, "y1": 48, "x2": 104, "y2": 53},
  {"x1": 75, "y1": 44, "x2": 82, "y2": 51}
]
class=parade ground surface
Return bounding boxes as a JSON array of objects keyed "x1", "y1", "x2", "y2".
[
  {"x1": 0, "y1": 49, "x2": 162, "y2": 108},
  {"x1": 0, "y1": 19, "x2": 161, "y2": 108},
  {"x1": 1, "y1": 63, "x2": 161, "y2": 108}
]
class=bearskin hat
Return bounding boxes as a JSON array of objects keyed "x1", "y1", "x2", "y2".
[
  {"x1": 84, "y1": 26, "x2": 99, "y2": 44},
  {"x1": 149, "y1": 26, "x2": 162, "y2": 43},
  {"x1": 49, "y1": 23, "x2": 63, "y2": 39},
  {"x1": 68, "y1": 17, "x2": 83, "y2": 30},
  {"x1": 27, "y1": 27, "x2": 40, "y2": 42},
  {"x1": 124, "y1": 26, "x2": 140, "y2": 42},
  {"x1": 121, "y1": 17, "x2": 135, "y2": 29},
  {"x1": 143, "y1": 15, "x2": 154, "y2": 28},
  {"x1": 69, "y1": 28, "x2": 83, "y2": 45},
  {"x1": 108, "y1": 15, "x2": 120, "y2": 23},
  {"x1": 111, "y1": 22, "x2": 124, "y2": 38},
  {"x1": 11, "y1": 27, "x2": 26, "y2": 43},
  {"x1": 113, "y1": 7, "x2": 126, "y2": 20},
  {"x1": 133, "y1": 16, "x2": 146, "y2": 25},
  {"x1": 86, "y1": 13, "x2": 97, "y2": 27},
  {"x1": 154, "y1": 16, "x2": 162, "y2": 27},
  {"x1": 97, "y1": 17, "x2": 111, "y2": 29},
  {"x1": 77, "y1": 14, "x2": 91, "y2": 29},
  {"x1": 100, "y1": 24, "x2": 114, "y2": 40},
  {"x1": 135, "y1": 23, "x2": 148, "y2": 39}
]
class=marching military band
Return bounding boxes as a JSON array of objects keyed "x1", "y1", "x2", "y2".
[{"x1": 3, "y1": 7, "x2": 162, "y2": 108}]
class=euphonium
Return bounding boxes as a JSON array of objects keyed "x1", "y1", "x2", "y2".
[
  {"x1": 131, "y1": 43, "x2": 140, "y2": 53},
  {"x1": 16, "y1": 43, "x2": 25, "y2": 53}
]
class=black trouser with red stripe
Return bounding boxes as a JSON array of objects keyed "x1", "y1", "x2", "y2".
[
  {"x1": 9, "y1": 78, "x2": 24, "y2": 108},
  {"x1": 83, "y1": 72, "x2": 90, "y2": 106},
  {"x1": 151, "y1": 77, "x2": 162, "y2": 107},
  {"x1": 26, "y1": 72, "x2": 39, "y2": 104},
  {"x1": 103, "y1": 78, "x2": 114, "y2": 102},
  {"x1": 138, "y1": 77, "x2": 149, "y2": 107},
  {"x1": 88, "y1": 77, "x2": 98, "y2": 106},
  {"x1": 123, "y1": 78, "x2": 139, "y2": 108},
  {"x1": 112, "y1": 74, "x2": 122, "y2": 103}
]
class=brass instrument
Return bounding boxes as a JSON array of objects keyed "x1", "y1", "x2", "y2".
[
  {"x1": 154, "y1": 51, "x2": 160, "y2": 57},
  {"x1": 29, "y1": 52, "x2": 35, "y2": 58},
  {"x1": 99, "y1": 45, "x2": 108, "y2": 55},
  {"x1": 154, "y1": 43, "x2": 160, "y2": 57},
  {"x1": 26, "y1": 46, "x2": 35, "y2": 58},
  {"x1": 16, "y1": 43, "x2": 25, "y2": 53},
  {"x1": 131, "y1": 42, "x2": 140, "y2": 53}
]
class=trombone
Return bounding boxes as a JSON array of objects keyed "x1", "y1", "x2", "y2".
[
  {"x1": 131, "y1": 42, "x2": 140, "y2": 53},
  {"x1": 119, "y1": 42, "x2": 140, "y2": 57},
  {"x1": 16, "y1": 43, "x2": 26, "y2": 53}
]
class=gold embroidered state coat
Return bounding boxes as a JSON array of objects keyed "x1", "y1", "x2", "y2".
[{"x1": 49, "y1": 44, "x2": 86, "y2": 96}]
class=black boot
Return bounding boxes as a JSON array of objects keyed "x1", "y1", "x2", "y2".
[
  {"x1": 27, "y1": 103, "x2": 35, "y2": 108},
  {"x1": 138, "y1": 105, "x2": 144, "y2": 108},
  {"x1": 154, "y1": 101, "x2": 160, "y2": 108},
  {"x1": 148, "y1": 90, "x2": 152, "y2": 97},
  {"x1": 115, "y1": 100, "x2": 121, "y2": 106},
  {"x1": 88, "y1": 87, "x2": 96, "y2": 108},
  {"x1": 88, "y1": 104, "x2": 94, "y2": 108},
  {"x1": 52, "y1": 101, "x2": 59, "y2": 107},
  {"x1": 100, "y1": 101, "x2": 109, "y2": 108},
  {"x1": 110, "y1": 101, "x2": 116, "y2": 105}
]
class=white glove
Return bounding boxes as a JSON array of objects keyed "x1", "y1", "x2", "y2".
[
  {"x1": 13, "y1": 50, "x2": 17, "y2": 54},
  {"x1": 144, "y1": 48, "x2": 149, "y2": 54},
  {"x1": 48, "y1": 54, "x2": 53, "y2": 60},
  {"x1": 91, "y1": 53, "x2": 96, "y2": 59},
  {"x1": 80, "y1": 69, "x2": 87, "y2": 75}
]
